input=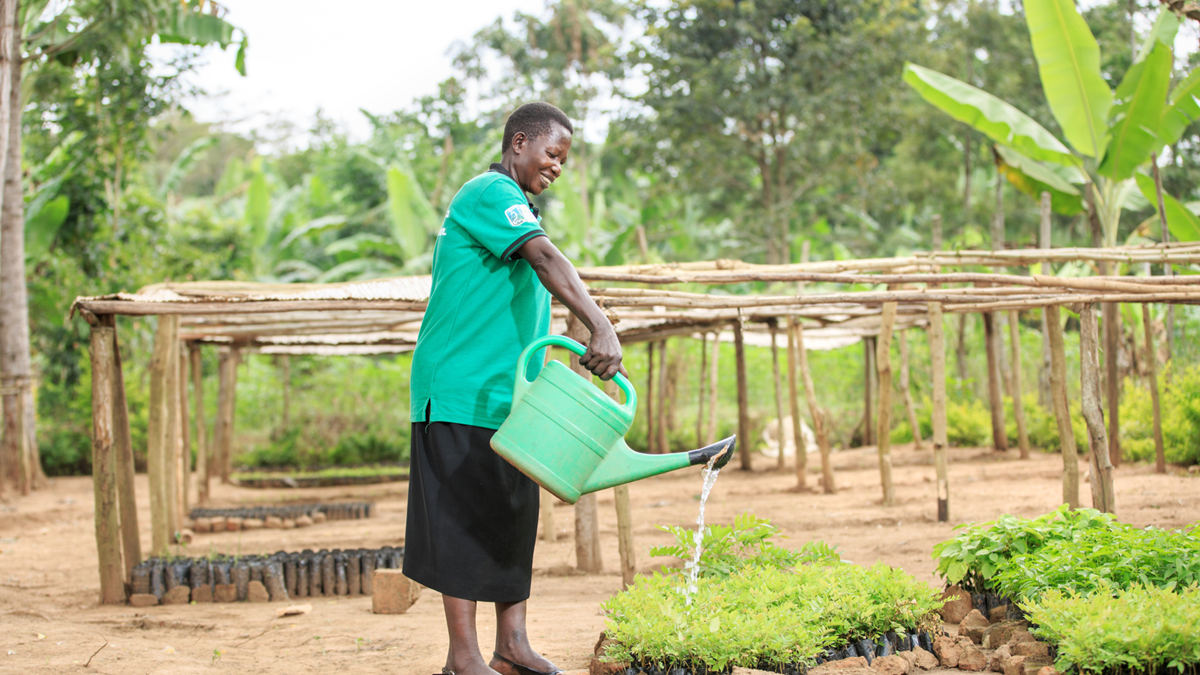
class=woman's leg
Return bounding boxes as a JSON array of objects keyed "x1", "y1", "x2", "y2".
[
  {"x1": 444, "y1": 595, "x2": 500, "y2": 674},
  {"x1": 490, "y1": 600, "x2": 559, "y2": 674}
]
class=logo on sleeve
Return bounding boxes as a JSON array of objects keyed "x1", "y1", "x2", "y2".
[{"x1": 504, "y1": 204, "x2": 537, "y2": 227}]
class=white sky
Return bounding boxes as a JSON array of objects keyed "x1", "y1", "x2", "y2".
[{"x1": 161, "y1": 0, "x2": 548, "y2": 146}]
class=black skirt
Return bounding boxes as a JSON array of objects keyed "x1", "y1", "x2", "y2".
[{"x1": 403, "y1": 419, "x2": 540, "y2": 602}]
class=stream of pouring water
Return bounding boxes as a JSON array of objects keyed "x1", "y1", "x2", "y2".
[{"x1": 681, "y1": 454, "x2": 723, "y2": 607}]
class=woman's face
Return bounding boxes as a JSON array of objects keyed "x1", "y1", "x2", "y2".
[{"x1": 511, "y1": 124, "x2": 572, "y2": 196}]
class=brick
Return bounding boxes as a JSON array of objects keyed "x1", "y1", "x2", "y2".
[
  {"x1": 191, "y1": 585, "x2": 213, "y2": 603},
  {"x1": 248, "y1": 580, "x2": 269, "y2": 603},
  {"x1": 242, "y1": 518, "x2": 264, "y2": 530},
  {"x1": 129, "y1": 593, "x2": 159, "y2": 607},
  {"x1": 214, "y1": 584, "x2": 238, "y2": 603},
  {"x1": 371, "y1": 569, "x2": 423, "y2": 614},
  {"x1": 162, "y1": 586, "x2": 191, "y2": 605}
]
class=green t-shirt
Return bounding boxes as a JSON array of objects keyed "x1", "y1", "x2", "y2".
[{"x1": 409, "y1": 167, "x2": 551, "y2": 429}]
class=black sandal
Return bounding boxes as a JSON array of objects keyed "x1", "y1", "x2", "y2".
[{"x1": 492, "y1": 651, "x2": 563, "y2": 675}]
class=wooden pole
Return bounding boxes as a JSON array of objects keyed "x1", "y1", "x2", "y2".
[
  {"x1": 657, "y1": 339, "x2": 669, "y2": 453},
  {"x1": 1008, "y1": 310, "x2": 1030, "y2": 458},
  {"x1": 646, "y1": 341, "x2": 655, "y2": 453},
  {"x1": 190, "y1": 344, "x2": 208, "y2": 504},
  {"x1": 89, "y1": 324, "x2": 125, "y2": 604},
  {"x1": 179, "y1": 347, "x2": 191, "y2": 516},
  {"x1": 734, "y1": 312, "x2": 751, "y2": 470},
  {"x1": 876, "y1": 301, "x2": 898, "y2": 506},
  {"x1": 1141, "y1": 266, "x2": 1165, "y2": 474},
  {"x1": 540, "y1": 347, "x2": 557, "y2": 543},
  {"x1": 164, "y1": 319, "x2": 181, "y2": 537},
  {"x1": 1103, "y1": 299, "x2": 1121, "y2": 467},
  {"x1": 696, "y1": 333, "x2": 707, "y2": 449},
  {"x1": 982, "y1": 311, "x2": 1008, "y2": 451},
  {"x1": 862, "y1": 337, "x2": 874, "y2": 447},
  {"x1": 1150, "y1": 154, "x2": 1174, "y2": 360},
  {"x1": 146, "y1": 316, "x2": 173, "y2": 556},
  {"x1": 606, "y1": 379, "x2": 636, "y2": 589},
  {"x1": 768, "y1": 319, "x2": 786, "y2": 469},
  {"x1": 566, "y1": 315, "x2": 602, "y2": 573},
  {"x1": 228, "y1": 348, "x2": 240, "y2": 482},
  {"x1": 794, "y1": 320, "x2": 833, "y2": 493},
  {"x1": 109, "y1": 319, "x2": 140, "y2": 578},
  {"x1": 1046, "y1": 305, "x2": 1080, "y2": 508},
  {"x1": 786, "y1": 318, "x2": 807, "y2": 490},
  {"x1": 707, "y1": 330, "x2": 720, "y2": 445},
  {"x1": 930, "y1": 214, "x2": 950, "y2": 521},
  {"x1": 897, "y1": 331, "x2": 924, "y2": 450},
  {"x1": 1039, "y1": 194, "x2": 1053, "y2": 407},
  {"x1": 1080, "y1": 304, "x2": 1116, "y2": 514}
]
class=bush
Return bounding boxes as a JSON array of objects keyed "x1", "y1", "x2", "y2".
[
  {"x1": 236, "y1": 428, "x2": 409, "y2": 469},
  {"x1": 1022, "y1": 393, "x2": 1088, "y2": 454},
  {"x1": 1024, "y1": 584, "x2": 1200, "y2": 675},
  {"x1": 1121, "y1": 364, "x2": 1200, "y2": 466}
]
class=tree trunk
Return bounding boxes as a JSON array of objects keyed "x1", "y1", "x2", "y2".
[
  {"x1": 982, "y1": 311, "x2": 1008, "y2": 451},
  {"x1": 734, "y1": 314, "x2": 751, "y2": 470},
  {"x1": 862, "y1": 337, "x2": 874, "y2": 447},
  {"x1": 794, "y1": 320, "x2": 833, "y2": 493},
  {"x1": 1008, "y1": 310, "x2": 1030, "y2": 458},
  {"x1": 179, "y1": 349, "x2": 190, "y2": 514},
  {"x1": 897, "y1": 331, "x2": 923, "y2": 450},
  {"x1": 928, "y1": 301, "x2": 950, "y2": 521},
  {"x1": 1046, "y1": 305, "x2": 1080, "y2": 509},
  {"x1": 769, "y1": 320, "x2": 786, "y2": 469},
  {"x1": 147, "y1": 317, "x2": 174, "y2": 556},
  {"x1": 1142, "y1": 297, "x2": 1165, "y2": 474},
  {"x1": 708, "y1": 330, "x2": 720, "y2": 445},
  {"x1": 1150, "y1": 155, "x2": 1174, "y2": 361},
  {"x1": 1038, "y1": 193, "x2": 1053, "y2": 407},
  {"x1": 876, "y1": 302, "x2": 897, "y2": 507},
  {"x1": 566, "y1": 315, "x2": 602, "y2": 573},
  {"x1": 1079, "y1": 305, "x2": 1116, "y2": 514},
  {"x1": 1103, "y1": 301, "x2": 1121, "y2": 467},
  {"x1": 191, "y1": 345, "x2": 208, "y2": 503},
  {"x1": 89, "y1": 324, "x2": 126, "y2": 604},
  {"x1": 956, "y1": 314, "x2": 969, "y2": 384},
  {"x1": 110, "y1": 319, "x2": 140, "y2": 578},
  {"x1": 164, "y1": 324, "x2": 181, "y2": 536},
  {"x1": 786, "y1": 318, "x2": 807, "y2": 490}
]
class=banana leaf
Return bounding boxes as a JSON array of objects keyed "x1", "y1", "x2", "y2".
[
  {"x1": 24, "y1": 195, "x2": 68, "y2": 261},
  {"x1": 994, "y1": 145, "x2": 1085, "y2": 214},
  {"x1": 245, "y1": 173, "x2": 270, "y2": 249},
  {"x1": 903, "y1": 64, "x2": 1080, "y2": 167},
  {"x1": 386, "y1": 167, "x2": 436, "y2": 261},
  {"x1": 1135, "y1": 173, "x2": 1200, "y2": 242},
  {"x1": 1135, "y1": 8, "x2": 1180, "y2": 63},
  {"x1": 1160, "y1": 67, "x2": 1200, "y2": 150},
  {"x1": 1097, "y1": 40, "x2": 1171, "y2": 182},
  {"x1": 158, "y1": 4, "x2": 236, "y2": 47},
  {"x1": 1025, "y1": 0, "x2": 1112, "y2": 158}
]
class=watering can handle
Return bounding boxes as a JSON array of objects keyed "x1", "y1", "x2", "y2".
[{"x1": 513, "y1": 335, "x2": 637, "y2": 414}]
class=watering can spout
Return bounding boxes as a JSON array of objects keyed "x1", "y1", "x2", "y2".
[{"x1": 580, "y1": 435, "x2": 737, "y2": 495}]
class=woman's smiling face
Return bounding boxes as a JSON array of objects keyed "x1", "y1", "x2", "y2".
[{"x1": 511, "y1": 124, "x2": 572, "y2": 196}]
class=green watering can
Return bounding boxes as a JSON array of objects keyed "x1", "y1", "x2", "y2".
[{"x1": 491, "y1": 335, "x2": 736, "y2": 505}]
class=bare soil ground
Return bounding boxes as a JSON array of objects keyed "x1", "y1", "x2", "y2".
[{"x1": 1, "y1": 445, "x2": 1197, "y2": 675}]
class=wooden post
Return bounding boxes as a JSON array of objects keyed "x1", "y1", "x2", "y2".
[
  {"x1": 734, "y1": 312, "x2": 751, "y2": 470},
  {"x1": 566, "y1": 316, "x2": 602, "y2": 573},
  {"x1": 786, "y1": 318, "x2": 807, "y2": 490},
  {"x1": 982, "y1": 311, "x2": 1008, "y2": 451},
  {"x1": 862, "y1": 337, "x2": 874, "y2": 447},
  {"x1": 164, "y1": 320, "x2": 181, "y2": 537},
  {"x1": 89, "y1": 323, "x2": 125, "y2": 604},
  {"x1": 1103, "y1": 299, "x2": 1121, "y2": 467},
  {"x1": 1046, "y1": 305, "x2": 1080, "y2": 509},
  {"x1": 179, "y1": 348, "x2": 191, "y2": 516},
  {"x1": 1080, "y1": 304, "x2": 1116, "y2": 514},
  {"x1": 1008, "y1": 311, "x2": 1030, "y2": 458},
  {"x1": 768, "y1": 319, "x2": 786, "y2": 469},
  {"x1": 794, "y1": 320, "x2": 833, "y2": 493},
  {"x1": 708, "y1": 330, "x2": 720, "y2": 445},
  {"x1": 190, "y1": 344, "x2": 208, "y2": 503},
  {"x1": 215, "y1": 348, "x2": 239, "y2": 483},
  {"x1": 1038, "y1": 194, "x2": 1053, "y2": 407},
  {"x1": 227, "y1": 348, "x2": 240, "y2": 481},
  {"x1": 657, "y1": 339, "x2": 668, "y2": 453},
  {"x1": 897, "y1": 331, "x2": 924, "y2": 450},
  {"x1": 696, "y1": 333, "x2": 707, "y2": 449},
  {"x1": 1150, "y1": 154, "x2": 1174, "y2": 360},
  {"x1": 109, "y1": 319, "x2": 140, "y2": 578},
  {"x1": 646, "y1": 342, "x2": 655, "y2": 453},
  {"x1": 929, "y1": 214, "x2": 950, "y2": 521},
  {"x1": 876, "y1": 301, "x2": 898, "y2": 507},
  {"x1": 606, "y1": 379, "x2": 636, "y2": 589},
  {"x1": 1141, "y1": 266, "x2": 1165, "y2": 474},
  {"x1": 146, "y1": 316, "x2": 173, "y2": 557}
]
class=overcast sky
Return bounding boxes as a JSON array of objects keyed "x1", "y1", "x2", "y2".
[{"x1": 161, "y1": 0, "x2": 547, "y2": 146}]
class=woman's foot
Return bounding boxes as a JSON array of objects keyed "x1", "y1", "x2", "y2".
[{"x1": 490, "y1": 649, "x2": 561, "y2": 675}]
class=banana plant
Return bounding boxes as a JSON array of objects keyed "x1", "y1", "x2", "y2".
[{"x1": 904, "y1": 2, "x2": 1200, "y2": 244}]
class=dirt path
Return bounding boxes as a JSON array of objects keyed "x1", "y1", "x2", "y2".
[{"x1": 1, "y1": 445, "x2": 1196, "y2": 674}]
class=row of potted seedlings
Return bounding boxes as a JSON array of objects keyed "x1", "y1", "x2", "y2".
[
  {"x1": 129, "y1": 546, "x2": 404, "y2": 605},
  {"x1": 186, "y1": 502, "x2": 376, "y2": 533}
]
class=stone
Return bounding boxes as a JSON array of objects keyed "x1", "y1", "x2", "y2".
[
  {"x1": 941, "y1": 585, "x2": 974, "y2": 624},
  {"x1": 871, "y1": 654, "x2": 910, "y2": 675},
  {"x1": 1035, "y1": 666, "x2": 1059, "y2": 675},
  {"x1": 912, "y1": 646, "x2": 939, "y2": 671},
  {"x1": 191, "y1": 585, "x2": 213, "y2": 603},
  {"x1": 898, "y1": 651, "x2": 919, "y2": 672},
  {"x1": 960, "y1": 610, "x2": 990, "y2": 644},
  {"x1": 129, "y1": 593, "x2": 159, "y2": 607},
  {"x1": 295, "y1": 515, "x2": 314, "y2": 528},
  {"x1": 162, "y1": 586, "x2": 191, "y2": 605},
  {"x1": 1003, "y1": 656, "x2": 1026, "y2": 675},
  {"x1": 1020, "y1": 657, "x2": 1053, "y2": 675},
  {"x1": 177, "y1": 528, "x2": 194, "y2": 544},
  {"x1": 282, "y1": 518, "x2": 296, "y2": 529},
  {"x1": 989, "y1": 604, "x2": 1008, "y2": 623},
  {"x1": 193, "y1": 518, "x2": 211, "y2": 533},
  {"x1": 264, "y1": 516, "x2": 283, "y2": 529},
  {"x1": 242, "y1": 518, "x2": 264, "y2": 530},
  {"x1": 731, "y1": 669, "x2": 779, "y2": 675},
  {"x1": 225, "y1": 517, "x2": 243, "y2": 531},
  {"x1": 988, "y1": 645, "x2": 1012, "y2": 672},
  {"x1": 247, "y1": 580, "x2": 270, "y2": 603},
  {"x1": 983, "y1": 621, "x2": 1023, "y2": 649},
  {"x1": 312, "y1": 511, "x2": 327, "y2": 523},
  {"x1": 214, "y1": 584, "x2": 238, "y2": 603},
  {"x1": 589, "y1": 656, "x2": 629, "y2": 675},
  {"x1": 371, "y1": 569, "x2": 423, "y2": 614},
  {"x1": 1007, "y1": 631, "x2": 1036, "y2": 646},
  {"x1": 957, "y1": 637, "x2": 987, "y2": 672},
  {"x1": 808, "y1": 657, "x2": 872, "y2": 675},
  {"x1": 933, "y1": 636, "x2": 961, "y2": 669},
  {"x1": 1012, "y1": 642, "x2": 1049, "y2": 658}
]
